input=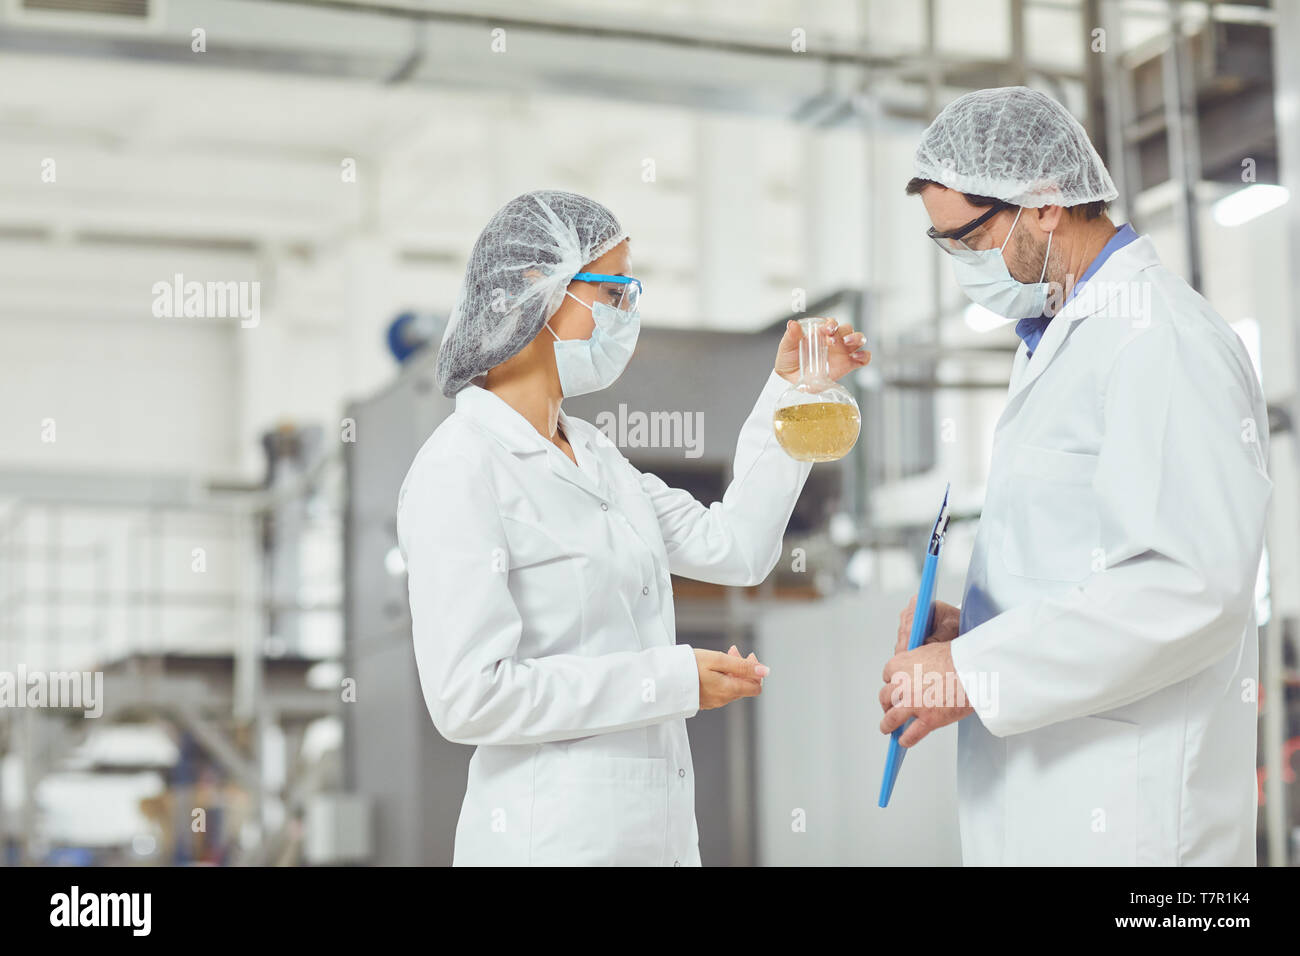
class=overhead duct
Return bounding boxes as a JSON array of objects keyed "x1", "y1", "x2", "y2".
[
  {"x1": 0, "y1": 0, "x2": 1081, "y2": 127},
  {"x1": 1126, "y1": 15, "x2": 1278, "y2": 188},
  {"x1": 11, "y1": 0, "x2": 162, "y2": 31}
]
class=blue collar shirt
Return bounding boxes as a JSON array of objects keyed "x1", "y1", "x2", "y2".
[{"x1": 1014, "y1": 223, "x2": 1139, "y2": 358}]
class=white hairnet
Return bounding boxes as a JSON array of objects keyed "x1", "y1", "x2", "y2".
[
  {"x1": 914, "y1": 86, "x2": 1118, "y2": 208},
  {"x1": 435, "y1": 189, "x2": 628, "y2": 396}
]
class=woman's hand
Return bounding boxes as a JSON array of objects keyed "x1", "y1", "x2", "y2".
[
  {"x1": 695, "y1": 647, "x2": 768, "y2": 710},
  {"x1": 774, "y1": 318, "x2": 871, "y2": 385}
]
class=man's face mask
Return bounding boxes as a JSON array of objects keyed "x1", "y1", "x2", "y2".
[{"x1": 946, "y1": 206, "x2": 1054, "y2": 320}]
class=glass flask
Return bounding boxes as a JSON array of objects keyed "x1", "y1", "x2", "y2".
[{"x1": 772, "y1": 317, "x2": 861, "y2": 462}]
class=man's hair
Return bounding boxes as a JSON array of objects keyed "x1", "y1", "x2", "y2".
[{"x1": 905, "y1": 176, "x2": 1107, "y2": 220}]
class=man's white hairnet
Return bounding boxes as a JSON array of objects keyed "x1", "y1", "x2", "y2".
[
  {"x1": 914, "y1": 86, "x2": 1118, "y2": 208},
  {"x1": 435, "y1": 189, "x2": 628, "y2": 396}
]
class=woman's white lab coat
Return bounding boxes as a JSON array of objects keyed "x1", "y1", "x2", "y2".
[
  {"x1": 950, "y1": 235, "x2": 1272, "y2": 865},
  {"x1": 396, "y1": 370, "x2": 811, "y2": 865}
]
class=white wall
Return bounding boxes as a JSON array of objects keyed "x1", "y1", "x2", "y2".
[{"x1": 753, "y1": 587, "x2": 964, "y2": 865}]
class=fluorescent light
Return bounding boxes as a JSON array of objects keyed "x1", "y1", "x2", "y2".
[
  {"x1": 1213, "y1": 184, "x2": 1289, "y2": 227},
  {"x1": 963, "y1": 302, "x2": 1014, "y2": 332}
]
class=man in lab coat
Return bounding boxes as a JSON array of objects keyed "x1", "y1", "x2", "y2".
[{"x1": 879, "y1": 87, "x2": 1272, "y2": 865}]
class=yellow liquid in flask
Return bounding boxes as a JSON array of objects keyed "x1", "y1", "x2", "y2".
[{"x1": 772, "y1": 402, "x2": 861, "y2": 462}]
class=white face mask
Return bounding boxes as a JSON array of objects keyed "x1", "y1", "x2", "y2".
[
  {"x1": 949, "y1": 206, "x2": 1054, "y2": 320},
  {"x1": 545, "y1": 292, "x2": 640, "y2": 397}
]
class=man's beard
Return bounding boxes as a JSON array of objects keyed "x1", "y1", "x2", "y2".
[{"x1": 1007, "y1": 229, "x2": 1069, "y2": 309}]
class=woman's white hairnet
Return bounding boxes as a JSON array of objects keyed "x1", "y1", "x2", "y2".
[
  {"x1": 914, "y1": 86, "x2": 1118, "y2": 208},
  {"x1": 435, "y1": 189, "x2": 628, "y2": 396}
]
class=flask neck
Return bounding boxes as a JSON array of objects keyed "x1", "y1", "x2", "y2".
[{"x1": 797, "y1": 317, "x2": 832, "y2": 383}]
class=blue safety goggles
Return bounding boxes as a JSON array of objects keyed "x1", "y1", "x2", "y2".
[{"x1": 570, "y1": 272, "x2": 642, "y2": 313}]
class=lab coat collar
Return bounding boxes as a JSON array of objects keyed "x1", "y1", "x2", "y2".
[
  {"x1": 1005, "y1": 235, "x2": 1161, "y2": 404},
  {"x1": 454, "y1": 384, "x2": 552, "y2": 454},
  {"x1": 454, "y1": 385, "x2": 602, "y2": 495}
]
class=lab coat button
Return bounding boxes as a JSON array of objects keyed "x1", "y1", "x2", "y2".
[
  {"x1": 678, "y1": 768, "x2": 686, "y2": 778},
  {"x1": 642, "y1": 586, "x2": 650, "y2": 595},
  {"x1": 673, "y1": 860, "x2": 680, "y2": 867},
  {"x1": 600, "y1": 502, "x2": 608, "y2": 511}
]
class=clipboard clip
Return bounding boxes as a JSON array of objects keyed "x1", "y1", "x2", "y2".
[{"x1": 927, "y1": 482, "x2": 951, "y2": 556}]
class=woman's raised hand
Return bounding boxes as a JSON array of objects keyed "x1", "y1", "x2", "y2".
[{"x1": 774, "y1": 318, "x2": 871, "y2": 385}]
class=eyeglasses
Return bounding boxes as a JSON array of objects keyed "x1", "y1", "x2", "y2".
[
  {"x1": 927, "y1": 202, "x2": 1014, "y2": 256},
  {"x1": 570, "y1": 272, "x2": 642, "y2": 313}
]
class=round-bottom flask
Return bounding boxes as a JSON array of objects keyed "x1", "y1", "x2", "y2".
[{"x1": 772, "y1": 317, "x2": 861, "y2": 462}]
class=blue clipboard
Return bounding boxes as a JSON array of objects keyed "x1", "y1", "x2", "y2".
[{"x1": 878, "y1": 483, "x2": 951, "y2": 808}]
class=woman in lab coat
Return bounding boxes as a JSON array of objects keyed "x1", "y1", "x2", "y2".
[{"x1": 396, "y1": 190, "x2": 869, "y2": 865}]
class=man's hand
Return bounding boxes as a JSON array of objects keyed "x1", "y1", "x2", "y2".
[
  {"x1": 895, "y1": 595, "x2": 962, "y2": 654},
  {"x1": 878, "y1": 641, "x2": 974, "y2": 747}
]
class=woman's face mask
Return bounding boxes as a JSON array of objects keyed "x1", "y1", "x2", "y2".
[
  {"x1": 545, "y1": 292, "x2": 640, "y2": 397},
  {"x1": 949, "y1": 206, "x2": 1054, "y2": 320}
]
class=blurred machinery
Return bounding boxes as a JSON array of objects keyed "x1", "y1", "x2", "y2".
[{"x1": 0, "y1": 426, "x2": 348, "y2": 865}]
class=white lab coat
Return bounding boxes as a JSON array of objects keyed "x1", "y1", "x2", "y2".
[
  {"x1": 950, "y1": 235, "x2": 1272, "y2": 865},
  {"x1": 396, "y1": 370, "x2": 811, "y2": 865}
]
